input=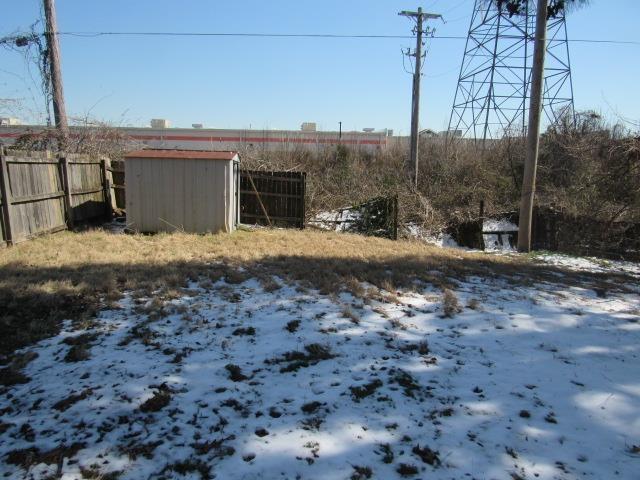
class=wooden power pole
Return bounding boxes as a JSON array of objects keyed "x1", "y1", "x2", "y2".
[
  {"x1": 43, "y1": 0, "x2": 69, "y2": 148},
  {"x1": 399, "y1": 8, "x2": 442, "y2": 188},
  {"x1": 517, "y1": 0, "x2": 548, "y2": 252}
]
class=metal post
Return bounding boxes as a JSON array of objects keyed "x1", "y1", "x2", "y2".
[{"x1": 482, "y1": 8, "x2": 502, "y2": 147}]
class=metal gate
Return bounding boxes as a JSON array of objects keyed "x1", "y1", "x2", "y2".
[{"x1": 239, "y1": 170, "x2": 306, "y2": 229}]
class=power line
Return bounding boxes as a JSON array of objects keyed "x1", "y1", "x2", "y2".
[
  {"x1": 50, "y1": 31, "x2": 640, "y2": 45},
  {"x1": 57, "y1": 31, "x2": 416, "y2": 39}
]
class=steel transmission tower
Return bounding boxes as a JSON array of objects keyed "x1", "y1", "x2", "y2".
[{"x1": 448, "y1": 0, "x2": 575, "y2": 143}]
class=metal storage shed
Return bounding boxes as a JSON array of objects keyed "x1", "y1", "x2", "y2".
[{"x1": 124, "y1": 149, "x2": 240, "y2": 234}]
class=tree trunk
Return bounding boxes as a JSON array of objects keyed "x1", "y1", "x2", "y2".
[{"x1": 517, "y1": 0, "x2": 548, "y2": 252}]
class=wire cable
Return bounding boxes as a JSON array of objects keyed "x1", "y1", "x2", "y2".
[
  {"x1": 52, "y1": 31, "x2": 640, "y2": 45},
  {"x1": 56, "y1": 31, "x2": 416, "y2": 39}
]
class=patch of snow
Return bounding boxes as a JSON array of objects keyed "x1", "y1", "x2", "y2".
[
  {"x1": 483, "y1": 218, "x2": 518, "y2": 233},
  {"x1": 405, "y1": 223, "x2": 461, "y2": 249},
  {"x1": 1, "y1": 263, "x2": 639, "y2": 479},
  {"x1": 533, "y1": 252, "x2": 640, "y2": 278},
  {"x1": 483, "y1": 233, "x2": 515, "y2": 251},
  {"x1": 311, "y1": 209, "x2": 362, "y2": 232}
]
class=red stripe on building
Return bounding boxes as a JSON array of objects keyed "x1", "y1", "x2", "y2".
[
  {"x1": 130, "y1": 134, "x2": 384, "y2": 146},
  {"x1": 1, "y1": 131, "x2": 386, "y2": 146}
]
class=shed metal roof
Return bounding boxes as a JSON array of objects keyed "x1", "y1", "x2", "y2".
[{"x1": 125, "y1": 149, "x2": 239, "y2": 161}]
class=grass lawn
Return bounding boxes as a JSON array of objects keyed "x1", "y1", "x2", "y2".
[
  {"x1": 0, "y1": 228, "x2": 629, "y2": 357},
  {"x1": 0, "y1": 228, "x2": 638, "y2": 479}
]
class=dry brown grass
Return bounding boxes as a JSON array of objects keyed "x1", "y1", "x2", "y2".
[
  {"x1": 442, "y1": 289, "x2": 462, "y2": 318},
  {"x1": 341, "y1": 307, "x2": 360, "y2": 325},
  {"x1": 0, "y1": 228, "x2": 631, "y2": 358}
]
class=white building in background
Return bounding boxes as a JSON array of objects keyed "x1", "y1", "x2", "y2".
[
  {"x1": 0, "y1": 122, "x2": 395, "y2": 153},
  {"x1": 0, "y1": 118, "x2": 22, "y2": 126},
  {"x1": 439, "y1": 130, "x2": 463, "y2": 138},
  {"x1": 150, "y1": 119, "x2": 170, "y2": 129}
]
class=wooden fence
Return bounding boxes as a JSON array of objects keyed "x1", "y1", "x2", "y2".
[
  {"x1": 449, "y1": 202, "x2": 640, "y2": 260},
  {"x1": 109, "y1": 160, "x2": 126, "y2": 210},
  {"x1": 240, "y1": 170, "x2": 306, "y2": 229},
  {"x1": 0, "y1": 148, "x2": 112, "y2": 245}
]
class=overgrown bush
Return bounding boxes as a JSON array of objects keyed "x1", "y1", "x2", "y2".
[
  {"x1": 11, "y1": 112, "x2": 637, "y2": 248},
  {"x1": 238, "y1": 112, "x2": 639, "y2": 256},
  {"x1": 538, "y1": 112, "x2": 640, "y2": 225},
  {"x1": 239, "y1": 142, "x2": 435, "y2": 230},
  {"x1": 10, "y1": 118, "x2": 140, "y2": 160}
]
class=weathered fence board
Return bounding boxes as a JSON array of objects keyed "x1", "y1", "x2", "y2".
[
  {"x1": 68, "y1": 158, "x2": 106, "y2": 222},
  {"x1": 0, "y1": 155, "x2": 12, "y2": 245},
  {"x1": 4, "y1": 156, "x2": 67, "y2": 242},
  {"x1": 0, "y1": 149, "x2": 112, "y2": 245},
  {"x1": 240, "y1": 170, "x2": 306, "y2": 229},
  {"x1": 109, "y1": 160, "x2": 126, "y2": 210}
]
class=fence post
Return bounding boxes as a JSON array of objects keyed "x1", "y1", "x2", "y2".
[
  {"x1": 100, "y1": 158, "x2": 113, "y2": 221},
  {"x1": 478, "y1": 200, "x2": 486, "y2": 250},
  {"x1": 393, "y1": 195, "x2": 398, "y2": 240},
  {"x1": 301, "y1": 172, "x2": 307, "y2": 230},
  {"x1": 60, "y1": 155, "x2": 74, "y2": 228},
  {"x1": 0, "y1": 150, "x2": 14, "y2": 245}
]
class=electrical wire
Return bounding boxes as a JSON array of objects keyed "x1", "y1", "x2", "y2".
[
  {"x1": 401, "y1": 48, "x2": 414, "y2": 75},
  {"x1": 52, "y1": 31, "x2": 640, "y2": 45},
  {"x1": 56, "y1": 31, "x2": 416, "y2": 39},
  {"x1": 440, "y1": 0, "x2": 469, "y2": 16}
]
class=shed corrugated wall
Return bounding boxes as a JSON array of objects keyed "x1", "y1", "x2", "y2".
[{"x1": 125, "y1": 157, "x2": 237, "y2": 233}]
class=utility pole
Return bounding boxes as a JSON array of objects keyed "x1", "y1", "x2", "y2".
[
  {"x1": 399, "y1": 8, "x2": 442, "y2": 188},
  {"x1": 43, "y1": 0, "x2": 69, "y2": 149},
  {"x1": 517, "y1": 0, "x2": 548, "y2": 252}
]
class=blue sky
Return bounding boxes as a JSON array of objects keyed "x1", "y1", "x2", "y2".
[{"x1": 1, "y1": 0, "x2": 639, "y2": 134}]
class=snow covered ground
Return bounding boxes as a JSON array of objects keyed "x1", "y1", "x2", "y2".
[
  {"x1": 533, "y1": 252, "x2": 640, "y2": 279},
  {"x1": 1, "y1": 257, "x2": 639, "y2": 479},
  {"x1": 404, "y1": 224, "x2": 461, "y2": 249}
]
